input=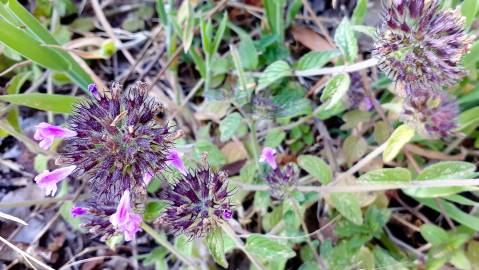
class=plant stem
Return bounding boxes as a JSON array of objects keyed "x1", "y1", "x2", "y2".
[
  {"x1": 220, "y1": 222, "x2": 267, "y2": 270},
  {"x1": 249, "y1": 120, "x2": 261, "y2": 169},
  {"x1": 141, "y1": 223, "x2": 196, "y2": 268},
  {"x1": 233, "y1": 179, "x2": 479, "y2": 193},
  {"x1": 294, "y1": 58, "x2": 378, "y2": 77},
  {"x1": 289, "y1": 197, "x2": 327, "y2": 268}
]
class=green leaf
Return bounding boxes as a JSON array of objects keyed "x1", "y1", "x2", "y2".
[
  {"x1": 343, "y1": 135, "x2": 368, "y2": 165},
  {"x1": 0, "y1": 0, "x2": 92, "y2": 90},
  {"x1": 210, "y1": 13, "x2": 228, "y2": 57},
  {"x1": 416, "y1": 197, "x2": 479, "y2": 231},
  {"x1": 245, "y1": 234, "x2": 295, "y2": 261},
  {"x1": 156, "y1": 0, "x2": 168, "y2": 26},
  {"x1": 351, "y1": 0, "x2": 368, "y2": 25},
  {"x1": 461, "y1": 0, "x2": 479, "y2": 29},
  {"x1": 5, "y1": 72, "x2": 30, "y2": 133},
  {"x1": 358, "y1": 168, "x2": 412, "y2": 183},
  {"x1": 341, "y1": 110, "x2": 371, "y2": 130},
  {"x1": 420, "y1": 224, "x2": 448, "y2": 246},
  {"x1": 383, "y1": 124, "x2": 415, "y2": 162},
  {"x1": 263, "y1": 0, "x2": 286, "y2": 43},
  {"x1": 254, "y1": 190, "x2": 270, "y2": 212},
  {"x1": 0, "y1": 93, "x2": 80, "y2": 114},
  {"x1": 206, "y1": 228, "x2": 228, "y2": 268},
  {"x1": 275, "y1": 98, "x2": 312, "y2": 119},
  {"x1": 297, "y1": 155, "x2": 333, "y2": 184},
  {"x1": 330, "y1": 193, "x2": 363, "y2": 225},
  {"x1": 374, "y1": 121, "x2": 390, "y2": 144},
  {"x1": 143, "y1": 200, "x2": 167, "y2": 222},
  {"x1": 264, "y1": 129, "x2": 286, "y2": 148},
  {"x1": 182, "y1": 1, "x2": 194, "y2": 53},
  {"x1": 0, "y1": 19, "x2": 70, "y2": 71},
  {"x1": 404, "y1": 161, "x2": 478, "y2": 198},
  {"x1": 238, "y1": 34, "x2": 258, "y2": 70},
  {"x1": 229, "y1": 23, "x2": 258, "y2": 70},
  {"x1": 194, "y1": 140, "x2": 227, "y2": 166},
  {"x1": 334, "y1": 18, "x2": 358, "y2": 63},
  {"x1": 257, "y1": 60, "x2": 292, "y2": 91},
  {"x1": 321, "y1": 73, "x2": 350, "y2": 110},
  {"x1": 219, "y1": 112, "x2": 243, "y2": 142},
  {"x1": 142, "y1": 247, "x2": 168, "y2": 270},
  {"x1": 373, "y1": 247, "x2": 409, "y2": 270},
  {"x1": 457, "y1": 106, "x2": 479, "y2": 134},
  {"x1": 294, "y1": 50, "x2": 340, "y2": 71}
]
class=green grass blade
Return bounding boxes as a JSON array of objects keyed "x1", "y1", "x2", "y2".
[{"x1": 0, "y1": 93, "x2": 81, "y2": 114}]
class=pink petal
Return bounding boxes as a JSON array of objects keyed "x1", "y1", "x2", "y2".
[
  {"x1": 38, "y1": 136, "x2": 54, "y2": 150},
  {"x1": 143, "y1": 171, "x2": 153, "y2": 186},
  {"x1": 109, "y1": 190, "x2": 142, "y2": 241},
  {"x1": 110, "y1": 190, "x2": 132, "y2": 227},
  {"x1": 34, "y1": 123, "x2": 77, "y2": 150},
  {"x1": 34, "y1": 165, "x2": 76, "y2": 196},
  {"x1": 259, "y1": 147, "x2": 277, "y2": 169},
  {"x1": 167, "y1": 149, "x2": 187, "y2": 175}
]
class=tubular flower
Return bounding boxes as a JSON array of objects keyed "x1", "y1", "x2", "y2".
[
  {"x1": 265, "y1": 163, "x2": 299, "y2": 200},
  {"x1": 402, "y1": 87, "x2": 459, "y2": 139},
  {"x1": 167, "y1": 149, "x2": 187, "y2": 175},
  {"x1": 110, "y1": 190, "x2": 142, "y2": 241},
  {"x1": 57, "y1": 82, "x2": 178, "y2": 201},
  {"x1": 259, "y1": 147, "x2": 277, "y2": 169},
  {"x1": 34, "y1": 165, "x2": 76, "y2": 196},
  {"x1": 77, "y1": 191, "x2": 142, "y2": 241},
  {"x1": 34, "y1": 123, "x2": 77, "y2": 150},
  {"x1": 159, "y1": 167, "x2": 233, "y2": 238},
  {"x1": 374, "y1": 0, "x2": 473, "y2": 89}
]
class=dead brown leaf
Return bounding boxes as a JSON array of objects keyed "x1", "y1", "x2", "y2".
[
  {"x1": 221, "y1": 141, "x2": 248, "y2": 163},
  {"x1": 291, "y1": 26, "x2": 335, "y2": 51}
]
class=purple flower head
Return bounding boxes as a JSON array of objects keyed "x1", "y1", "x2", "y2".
[
  {"x1": 402, "y1": 87, "x2": 459, "y2": 139},
  {"x1": 374, "y1": 0, "x2": 473, "y2": 88},
  {"x1": 259, "y1": 147, "x2": 277, "y2": 169},
  {"x1": 34, "y1": 165, "x2": 76, "y2": 196},
  {"x1": 109, "y1": 190, "x2": 142, "y2": 241},
  {"x1": 159, "y1": 167, "x2": 233, "y2": 238},
  {"x1": 167, "y1": 149, "x2": 187, "y2": 175},
  {"x1": 71, "y1": 206, "x2": 89, "y2": 218},
  {"x1": 265, "y1": 163, "x2": 299, "y2": 200},
  {"x1": 58, "y1": 82, "x2": 178, "y2": 201},
  {"x1": 346, "y1": 72, "x2": 374, "y2": 111},
  {"x1": 34, "y1": 123, "x2": 77, "y2": 150}
]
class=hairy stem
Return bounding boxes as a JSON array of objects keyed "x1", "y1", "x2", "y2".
[
  {"x1": 141, "y1": 223, "x2": 196, "y2": 268},
  {"x1": 220, "y1": 222, "x2": 267, "y2": 270}
]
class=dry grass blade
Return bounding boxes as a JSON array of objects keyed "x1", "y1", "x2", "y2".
[
  {"x1": 0, "y1": 235, "x2": 54, "y2": 270},
  {"x1": 0, "y1": 211, "x2": 28, "y2": 225}
]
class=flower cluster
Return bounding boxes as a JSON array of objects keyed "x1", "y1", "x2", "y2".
[
  {"x1": 159, "y1": 167, "x2": 233, "y2": 238},
  {"x1": 374, "y1": 0, "x2": 473, "y2": 89},
  {"x1": 402, "y1": 88, "x2": 459, "y2": 139},
  {"x1": 373, "y1": 0, "x2": 472, "y2": 139},
  {"x1": 59, "y1": 82, "x2": 176, "y2": 201},
  {"x1": 32, "y1": 82, "x2": 189, "y2": 241},
  {"x1": 260, "y1": 147, "x2": 299, "y2": 200}
]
